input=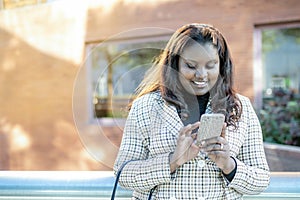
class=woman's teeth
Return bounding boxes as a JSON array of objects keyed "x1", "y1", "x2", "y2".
[{"x1": 192, "y1": 81, "x2": 206, "y2": 86}]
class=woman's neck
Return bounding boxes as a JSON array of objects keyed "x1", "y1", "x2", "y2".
[{"x1": 181, "y1": 90, "x2": 210, "y2": 125}]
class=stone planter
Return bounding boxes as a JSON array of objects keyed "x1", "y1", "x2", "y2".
[{"x1": 264, "y1": 142, "x2": 300, "y2": 171}]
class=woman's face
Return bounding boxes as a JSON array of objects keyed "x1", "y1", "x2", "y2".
[{"x1": 178, "y1": 42, "x2": 220, "y2": 96}]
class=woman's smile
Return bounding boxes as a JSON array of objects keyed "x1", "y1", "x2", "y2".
[{"x1": 191, "y1": 79, "x2": 208, "y2": 88}]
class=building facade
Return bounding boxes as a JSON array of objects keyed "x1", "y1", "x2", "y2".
[{"x1": 0, "y1": 0, "x2": 299, "y2": 170}]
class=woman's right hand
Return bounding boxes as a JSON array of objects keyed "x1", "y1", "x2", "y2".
[{"x1": 169, "y1": 122, "x2": 201, "y2": 172}]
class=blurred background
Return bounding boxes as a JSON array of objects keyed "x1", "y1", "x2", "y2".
[{"x1": 0, "y1": 0, "x2": 299, "y2": 171}]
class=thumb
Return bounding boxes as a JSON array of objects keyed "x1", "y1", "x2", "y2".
[{"x1": 220, "y1": 123, "x2": 227, "y2": 138}]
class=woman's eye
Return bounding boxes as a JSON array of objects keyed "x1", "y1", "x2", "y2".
[
  {"x1": 186, "y1": 63, "x2": 196, "y2": 69},
  {"x1": 206, "y1": 64, "x2": 215, "y2": 69},
  {"x1": 206, "y1": 61, "x2": 218, "y2": 69}
]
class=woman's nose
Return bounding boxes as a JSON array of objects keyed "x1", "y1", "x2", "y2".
[{"x1": 195, "y1": 68, "x2": 207, "y2": 78}]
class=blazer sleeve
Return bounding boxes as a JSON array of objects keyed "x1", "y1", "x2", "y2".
[
  {"x1": 227, "y1": 96, "x2": 270, "y2": 194},
  {"x1": 113, "y1": 96, "x2": 173, "y2": 192}
]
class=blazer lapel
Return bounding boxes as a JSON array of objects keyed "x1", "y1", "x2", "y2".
[{"x1": 155, "y1": 98, "x2": 183, "y2": 138}]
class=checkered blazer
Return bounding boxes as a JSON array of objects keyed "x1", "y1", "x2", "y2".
[{"x1": 114, "y1": 91, "x2": 270, "y2": 199}]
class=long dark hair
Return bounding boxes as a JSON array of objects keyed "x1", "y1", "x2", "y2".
[{"x1": 132, "y1": 23, "x2": 242, "y2": 128}]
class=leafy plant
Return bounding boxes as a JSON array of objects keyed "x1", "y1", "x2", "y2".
[{"x1": 259, "y1": 89, "x2": 300, "y2": 146}]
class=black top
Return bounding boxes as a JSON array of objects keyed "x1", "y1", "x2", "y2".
[{"x1": 197, "y1": 92, "x2": 210, "y2": 117}]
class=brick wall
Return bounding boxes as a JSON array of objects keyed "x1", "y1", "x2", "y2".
[
  {"x1": 0, "y1": 1, "x2": 103, "y2": 170},
  {"x1": 86, "y1": 0, "x2": 300, "y2": 99}
]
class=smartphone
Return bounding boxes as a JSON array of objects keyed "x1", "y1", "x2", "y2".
[{"x1": 197, "y1": 113, "x2": 225, "y2": 142}]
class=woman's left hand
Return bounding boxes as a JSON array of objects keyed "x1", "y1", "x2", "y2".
[{"x1": 200, "y1": 123, "x2": 236, "y2": 174}]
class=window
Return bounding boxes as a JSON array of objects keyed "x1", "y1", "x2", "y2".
[
  {"x1": 262, "y1": 27, "x2": 300, "y2": 101},
  {"x1": 254, "y1": 24, "x2": 300, "y2": 109},
  {"x1": 87, "y1": 38, "x2": 168, "y2": 119}
]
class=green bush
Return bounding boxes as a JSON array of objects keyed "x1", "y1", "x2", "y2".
[{"x1": 259, "y1": 89, "x2": 300, "y2": 146}]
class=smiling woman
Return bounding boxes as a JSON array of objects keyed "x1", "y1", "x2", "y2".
[{"x1": 113, "y1": 23, "x2": 269, "y2": 199}]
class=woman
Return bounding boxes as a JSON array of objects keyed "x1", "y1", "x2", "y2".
[{"x1": 113, "y1": 23, "x2": 270, "y2": 199}]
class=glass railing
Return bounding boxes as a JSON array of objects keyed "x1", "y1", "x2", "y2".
[{"x1": 0, "y1": 171, "x2": 299, "y2": 199}]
